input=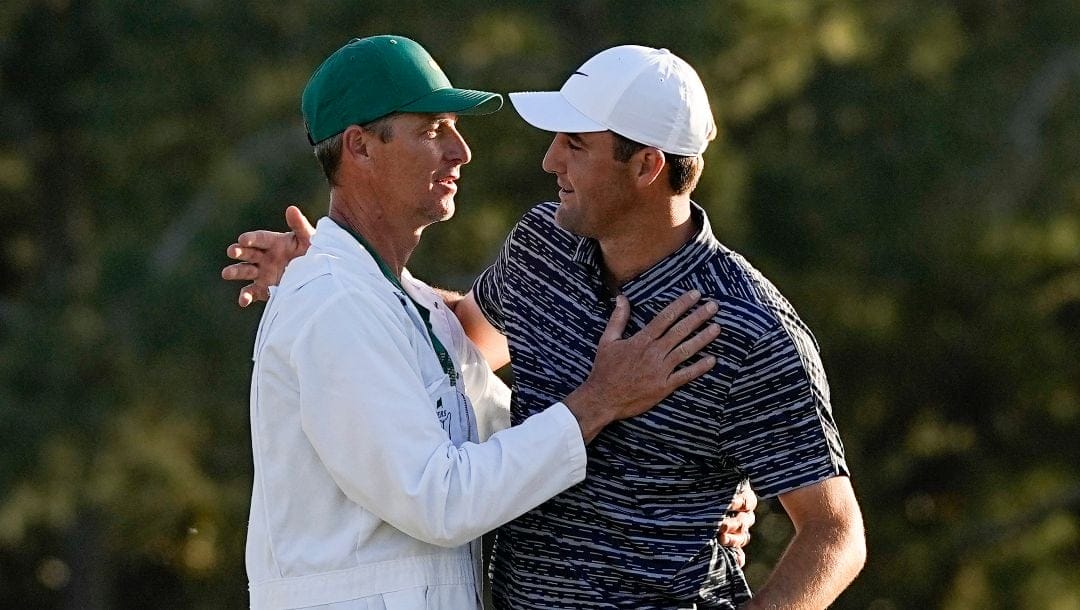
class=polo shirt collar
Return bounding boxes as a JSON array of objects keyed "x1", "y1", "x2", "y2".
[{"x1": 571, "y1": 202, "x2": 720, "y2": 302}]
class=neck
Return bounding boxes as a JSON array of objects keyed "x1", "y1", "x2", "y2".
[
  {"x1": 328, "y1": 191, "x2": 420, "y2": 279},
  {"x1": 598, "y1": 196, "x2": 695, "y2": 289}
]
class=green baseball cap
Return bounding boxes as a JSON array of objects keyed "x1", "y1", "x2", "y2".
[{"x1": 301, "y1": 35, "x2": 503, "y2": 144}]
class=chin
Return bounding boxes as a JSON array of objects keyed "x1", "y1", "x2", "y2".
[
  {"x1": 430, "y1": 199, "x2": 455, "y2": 223},
  {"x1": 553, "y1": 204, "x2": 592, "y2": 237}
]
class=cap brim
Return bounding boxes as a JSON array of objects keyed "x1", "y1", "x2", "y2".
[
  {"x1": 508, "y1": 91, "x2": 607, "y2": 134},
  {"x1": 399, "y1": 88, "x2": 503, "y2": 116}
]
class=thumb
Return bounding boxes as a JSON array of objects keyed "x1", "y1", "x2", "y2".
[
  {"x1": 600, "y1": 295, "x2": 630, "y2": 344},
  {"x1": 285, "y1": 205, "x2": 316, "y2": 243}
]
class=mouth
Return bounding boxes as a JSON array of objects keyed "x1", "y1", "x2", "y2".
[
  {"x1": 557, "y1": 182, "x2": 575, "y2": 198},
  {"x1": 434, "y1": 174, "x2": 459, "y2": 191}
]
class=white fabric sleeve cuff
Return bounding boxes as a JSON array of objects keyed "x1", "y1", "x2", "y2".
[{"x1": 543, "y1": 401, "x2": 588, "y2": 483}]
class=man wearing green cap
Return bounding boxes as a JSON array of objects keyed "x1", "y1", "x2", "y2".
[{"x1": 239, "y1": 35, "x2": 726, "y2": 609}]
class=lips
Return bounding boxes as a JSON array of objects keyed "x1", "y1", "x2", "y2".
[{"x1": 433, "y1": 174, "x2": 459, "y2": 194}]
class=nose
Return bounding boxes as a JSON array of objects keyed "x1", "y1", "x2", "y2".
[
  {"x1": 445, "y1": 123, "x2": 472, "y2": 165},
  {"x1": 541, "y1": 135, "x2": 564, "y2": 175}
]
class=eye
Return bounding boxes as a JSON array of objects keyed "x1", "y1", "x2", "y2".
[{"x1": 566, "y1": 139, "x2": 582, "y2": 151}]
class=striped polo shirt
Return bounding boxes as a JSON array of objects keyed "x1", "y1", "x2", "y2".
[{"x1": 472, "y1": 202, "x2": 849, "y2": 609}]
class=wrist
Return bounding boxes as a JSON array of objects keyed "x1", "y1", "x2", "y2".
[{"x1": 563, "y1": 384, "x2": 612, "y2": 444}]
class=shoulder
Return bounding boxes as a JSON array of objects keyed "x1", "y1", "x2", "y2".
[
  {"x1": 279, "y1": 251, "x2": 407, "y2": 327},
  {"x1": 698, "y1": 247, "x2": 819, "y2": 350}
]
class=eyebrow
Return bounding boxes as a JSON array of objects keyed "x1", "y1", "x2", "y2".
[
  {"x1": 423, "y1": 113, "x2": 456, "y2": 124},
  {"x1": 418, "y1": 115, "x2": 456, "y2": 130}
]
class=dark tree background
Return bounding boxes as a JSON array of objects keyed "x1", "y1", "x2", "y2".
[{"x1": 1, "y1": 1, "x2": 1077, "y2": 608}]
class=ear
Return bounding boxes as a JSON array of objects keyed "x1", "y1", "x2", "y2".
[
  {"x1": 631, "y1": 147, "x2": 666, "y2": 189},
  {"x1": 341, "y1": 125, "x2": 375, "y2": 167}
]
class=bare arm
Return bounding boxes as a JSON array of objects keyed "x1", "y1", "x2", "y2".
[
  {"x1": 450, "y1": 290, "x2": 511, "y2": 370},
  {"x1": 742, "y1": 476, "x2": 866, "y2": 610}
]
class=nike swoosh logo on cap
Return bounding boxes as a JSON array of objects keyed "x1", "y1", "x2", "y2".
[{"x1": 571, "y1": 71, "x2": 589, "y2": 77}]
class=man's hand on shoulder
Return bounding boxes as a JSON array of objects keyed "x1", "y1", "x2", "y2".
[{"x1": 221, "y1": 205, "x2": 316, "y2": 307}]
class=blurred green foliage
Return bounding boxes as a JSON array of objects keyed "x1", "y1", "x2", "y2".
[{"x1": 1, "y1": 1, "x2": 1077, "y2": 608}]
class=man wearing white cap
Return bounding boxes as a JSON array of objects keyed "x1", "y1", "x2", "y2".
[
  {"x1": 460, "y1": 45, "x2": 865, "y2": 610},
  {"x1": 226, "y1": 44, "x2": 863, "y2": 609}
]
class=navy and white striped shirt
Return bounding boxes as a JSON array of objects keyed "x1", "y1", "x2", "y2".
[{"x1": 473, "y1": 202, "x2": 849, "y2": 609}]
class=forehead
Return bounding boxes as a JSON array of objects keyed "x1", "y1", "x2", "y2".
[{"x1": 565, "y1": 130, "x2": 613, "y2": 146}]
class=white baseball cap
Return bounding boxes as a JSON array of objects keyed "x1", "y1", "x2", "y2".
[{"x1": 509, "y1": 45, "x2": 717, "y2": 156}]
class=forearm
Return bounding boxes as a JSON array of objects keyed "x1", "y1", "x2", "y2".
[
  {"x1": 375, "y1": 403, "x2": 587, "y2": 547},
  {"x1": 742, "y1": 516, "x2": 866, "y2": 610},
  {"x1": 453, "y1": 290, "x2": 511, "y2": 370},
  {"x1": 298, "y1": 298, "x2": 586, "y2": 547}
]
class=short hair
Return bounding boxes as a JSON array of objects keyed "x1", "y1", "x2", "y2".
[
  {"x1": 313, "y1": 115, "x2": 395, "y2": 186},
  {"x1": 610, "y1": 132, "x2": 703, "y2": 195}
]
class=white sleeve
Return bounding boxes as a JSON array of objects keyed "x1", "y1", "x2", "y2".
[{"x1": 293, "y1": 291, "x2": 585, "y2": 548}]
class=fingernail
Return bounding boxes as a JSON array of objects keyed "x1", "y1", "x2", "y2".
[
  {"x1": 690, "y1": 289, "x2": 701, "y2": 299},
  {"x1": 706, "y1": 301, "x2": 718, "y2": 313}
]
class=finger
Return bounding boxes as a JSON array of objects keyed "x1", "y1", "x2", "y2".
[
  {"x1": 664, "y1": 323, "x2": 721, "y2": 368},
  {"x1": 658, "y1": 300, "x2": 718, "y2": 353},
  {"x1": 285, "y1": 205, "x2": 316, "y2": 241},
  {"x1": 717, "y1": 517, "x2": 732, "y2": 535},
  {"x1": 728, "y1": 481, "x2": 758, "y2": 514},
  {"x1": 238, "y1": 229, "x2": 285, "y2": 250},
  {"x1": 720, "y1": 510, "x2": 755, "y2": 535},
  {"x1": 238, "y1": 284, "x2": 269, "y2": 308},
  {"x1": 744, "y1": 510, "x2": 757, "y2": 529},
  {"x1": 727, "y1": 494, "x2": 747, "y2": 513},
  {"x1": 221, "y1": 263, "x2": 259, "y2": 281},
  {"x1": 227, "y1": 244, "x2": 264, "y2": 264},
  {"x1": 666, "y1": 354, "x2": 716, "y2": 389},
  {"x1": 719, "y1": 529, "x2": 751, "y2": 549},
  {"x1": 732, "y1": 546, "x2": 746, "y2": 568},
  {"x1": 740, "y1": 481, "x2": 758, "y2": 511},
  {"x1": 720, "y1": 512, "x2": 742, "y2": 534},
  {"x1": 600, "y1": 295, "x2": 631, "y2": 344},
  {"x1": 641, "y1": 289, "x2": 701, "y2": 340},
  {"x1": 238, "y1": 284, "x2": 255, "y2": 308}
]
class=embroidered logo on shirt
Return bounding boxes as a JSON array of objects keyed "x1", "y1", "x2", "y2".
[{"x1": 435, "y1": 398, "x2": 451, "y2": 430}]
